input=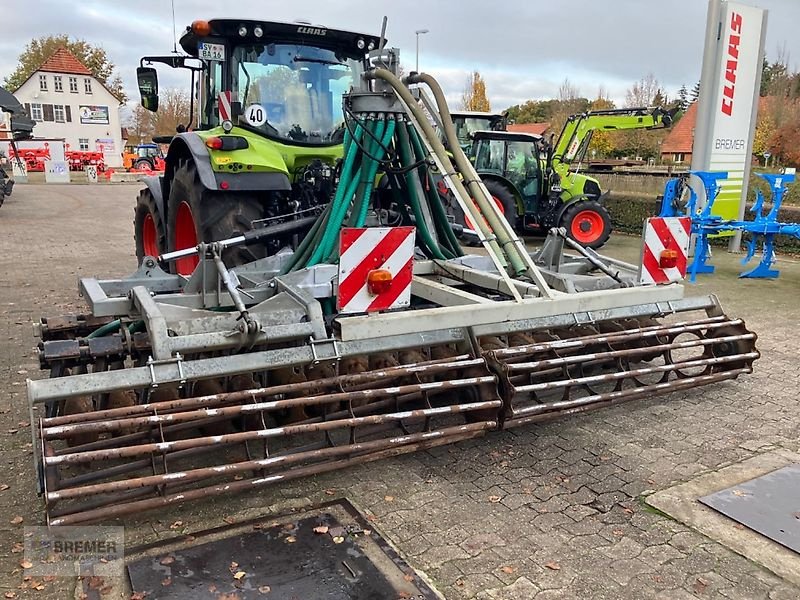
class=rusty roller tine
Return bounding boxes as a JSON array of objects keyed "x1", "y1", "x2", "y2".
[
  {"x1": 48, "y1": 422, "x2": 496, "y2": 502},
  {"x1": 512, "y1": 352, "x2": 759, "y2": 394},
  {"x1": 510, "y1": 368, "x2": 750, "y2": 420},
  {"x1": 45, "y1": 396, "x2": 501, "y2": 467},
  {"x1": 503, "y1": 333, "x2": 755, "y2": 373},
  {"x1": 491, "y1": 318, "x2": 744, "y2": 358},
  {"x1": 41, "y1": 356, "x2": 482, "y2": 427},
  {"x1": 48, "y1": 425, "x2": 494, "y2": 526},
  {"x1": 42, "y1": 374, "x2": 497, "y2": 439}
]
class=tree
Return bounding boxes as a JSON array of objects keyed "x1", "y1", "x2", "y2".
[
  {"x1": 126, "y1": 89, "x2": 190, "y2": 142},
  {"x1": 460, "y1": 71, "x2": 491, "y2": 112},
  {"x1": 690, "y1": 81, "x2": 701, "y2": 103},
  {"x1": 4, "y1": 35, "x2": 126, "y2": 101},
  {"x1": 588, "y1": 93, "x2": 616, "y2": 158},
  {"x1": 625, "y1": 74, "x2": 661, "y2": 108}
]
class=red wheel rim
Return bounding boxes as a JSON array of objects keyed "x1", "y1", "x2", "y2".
[
  {"x1": 174, "y1": 201, "x2": 199, "y2": 275},
  {"x1": 570, "y1": 209, "x2": 604, "y2": 244},
  {"x1": 141, "y1": 213, "x2": 159, "y2": 258},
  {"x1": 465, "y1": 195, "x2": 505, "y2": 230}
]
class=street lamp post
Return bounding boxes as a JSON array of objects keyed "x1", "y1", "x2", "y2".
[{"x1": 415, "y1": 29, "x2": 429, "y2": 73}]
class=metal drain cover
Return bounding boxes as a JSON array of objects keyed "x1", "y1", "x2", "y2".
[
  {"x1": 699, "y1": 464, "x2": 800, "y2": 553},
  {"x1": 126, "y1": 500, "x2": 439, "y2": 599}
]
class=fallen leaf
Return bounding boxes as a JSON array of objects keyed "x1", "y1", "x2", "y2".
[
  {"x1": 455, "y1": 579, "x2": 465, "y2": 587},
  {"x1": 11, "y1": 543, "x2": 23, "y2": 553},
  {"x1": 732, "y1": 489, "x2": 747, "y2": 497},
  {"x1": 10, "y1": 516, "x2": 23, "y2": 525},
  {"x1": 313, "y1": 526, "x2": 329, "y2": 535},
  {"x1": 544, "y1": 561, "x2": 561, "y2": 571},
  {"x1": 159, "y1": 556, "x2": 175, "y2": 566},
  {"x1": 651, "y1": 574, "x2": 664, "y2": 583},
  {"x1": 384, "y1": 495, "x2": 394, "y2": 502},
  {"x1": 19, "y1": 560, "x2": 33, "y2": 569},
  {"x1": 693, "y1": 577, "x2": 708, "y2": 594},
  {"x1": 612, "y1": 529, "x2": 625, "y2": 536},
  {"x1": 622, "y1": 507, "x2": 634, "y2": 515},
  {"x1": 324, "y1": 489, "x2": 336, "y2": 496},
  {"x1": 233, "y1": 571, "x2": 246, "y2": 580},
  {"x1": 208, "y1": 583, "x2": 218, "y2": 592},
  {"x1": 282, "y1": 523, "x2": 294, "y2": 530},
  {"x1": 229, "y1": 562, "x2": 239, "y2": 573},
  {"x1": 488, "y1": 495, "x2": 502, "y2": 503},
  {"x1": 168, "y1": 520, "x2": 183, "y2": 530},
  {"x1": 4, "y1": 592, "x2": 17, "y2": 599},
  {"x1": 32, "y1": 583, "x2": 45, "y2": 591},
  {"x1": 500, "y1": 566, "x2": 516, "y2": 574},
  {"x1": 161, "y1": 577, "x2": 172, "y2": 587},
  {"x1": 0, "y1": 484, "x2": 9, "y2": 491},
  {"x1": 130, "y1": 593, "x2": 147, "y2": 600},
  {"x1": 285, "y1": 536, "x2": 296, "y2": 544},
  {"x1": 258, "y1": 585, "x2": 272, "y2": 594},
  {"x1": 223, "y1": 516, "x2": 236, "y2": 525},
  {"x1": 363, "y1": 529, "x2": 372, "y2": 535},
  {"x1": 333, "y1": 536, "x2": 345, "y2": 544}
]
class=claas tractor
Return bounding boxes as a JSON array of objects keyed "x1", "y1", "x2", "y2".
[
  {"x1": 459, "y1": 107, "x2": 674, "y2": 249},
  {"x1": 26, "y1": 23, "x2": 757, "y2": 526},
  {"x1": 133, "y1": 19, "x2": 378, "y2": 274}
]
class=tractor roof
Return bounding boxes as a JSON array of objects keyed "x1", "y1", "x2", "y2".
[
  {"x1": 180, "y1": 19, "x2": 382, "y2": 60},
  {"x1": 450, "y1": 111, "x2": 504, "y2": 118},
  {"x1": 472, "y1": 130, "x2": 542, "y2": 143}
]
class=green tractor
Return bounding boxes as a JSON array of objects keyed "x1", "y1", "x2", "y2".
[
  {"x1": 460, "y1": 107, "x2": 674, "y2": 248},
  {"x1": 448, "y1": 110, "x2": 507, "y2": 154},
  {"x1": 133, "y1": 19, "x2": 380, "y2": 274}
]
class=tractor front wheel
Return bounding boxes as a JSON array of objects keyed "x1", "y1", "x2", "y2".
[
  {"x1": 167, "y1": 161, "x2": 266, "y2": 276},
  {"x1": 560, "y1": 200, "x2": 611, "y2": 249},
  {"x1": 134, "y1": 188, "x2": 166, "y2": 264}
]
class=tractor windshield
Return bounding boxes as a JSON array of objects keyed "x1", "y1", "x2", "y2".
[{"x1": 233, "y1": 43, "x2": 357, "y2": 145}]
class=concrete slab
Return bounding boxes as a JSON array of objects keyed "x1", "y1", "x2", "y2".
[{"x1": 647, "y1": 449, "x2": 800, "y2": 587}]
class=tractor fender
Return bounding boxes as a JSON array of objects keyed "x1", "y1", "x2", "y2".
[
  {"x1": 476, "y1": 172, "x2": 524, "y2": 214},
  {"x1": 140, "y1": 175, "x2": 165, "y2": 218},
  {"x1": 164, "y1": 132, "x2": 292, "y2": 194}
]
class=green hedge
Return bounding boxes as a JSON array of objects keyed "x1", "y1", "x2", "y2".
[{"x1": 605, "y1": 192, "x2": 800, "y2": 254}]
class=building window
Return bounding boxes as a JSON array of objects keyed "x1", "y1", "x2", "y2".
[
  {"x1": 30, "y1": 103, "x2": 43, "y2": 122},
  {"x1": 69, "y1": 77, "x2": 78, "y2": 93},
  {"x1": 54, "y1": 105, "x2": 65, "y2": 123},
  {"x1": 78, "y1": 138, "x2": 90, "y2": 151},
  {"x1": 54, "y1": 76, "x2": 63, "y2": 92},
  {"x1": 39, "y1": 74, "x2": 47, "y2": 91},
  {"x1": 84, "y1": 78, "x2": 93, "y2": 94}
]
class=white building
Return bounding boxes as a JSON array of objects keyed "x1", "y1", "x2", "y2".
[{"x1": 12, "y1": 47, "x2": 124, "y2": 168}]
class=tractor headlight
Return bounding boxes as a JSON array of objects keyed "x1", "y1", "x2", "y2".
[
  {"x1": 253, "y1": 25, "x2": 263, "y2": 38},
  {"x1": 222, "y1": 119, "x2": 233, "y2": 133},
  {"x1": 356, "y1": 38, "x2": 366, "y2": 50},
  {"x1": 238, "y1": 25, "x2": 248, "y2": 37}
]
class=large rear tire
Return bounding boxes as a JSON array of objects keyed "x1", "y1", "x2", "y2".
[
  {"x1": 167, "y1": 161, "x2": 265, "y2": 276},
  {"x1": 482, "y1": 180, "x2": 519, "y2": 231},
  {"x1": 134, "y1": 188, "x2": 166, "y2": 264},
  {"x1": 560, "y1": 200, "x2": 611, "y2": 249}
]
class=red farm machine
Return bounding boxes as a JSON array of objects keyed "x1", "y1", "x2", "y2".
[{"x1": 27, "y1": 19, "x2": 758, "y2": 526}]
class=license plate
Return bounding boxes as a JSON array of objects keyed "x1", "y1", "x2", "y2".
[{"x1": 198, "y1": 42, "x2": 225, "y2": 61}]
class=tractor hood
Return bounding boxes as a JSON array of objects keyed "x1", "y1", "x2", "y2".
[{"x1": 0, "y1": 86, "x2": 35, "y2": 140}]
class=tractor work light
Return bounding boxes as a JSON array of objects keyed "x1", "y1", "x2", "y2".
[
  {"x1": 659, "y1": 249, "x2": 679, "y2": 269},
  {"x1": 238, "y1": 25, "x2": 248, "y2": 37},
  {"x1": 368, "y1": 41, "x2": 376, "y2": 51},
  {"x1": 254, "y1": 25, "x2": 264, "y2": 38},
  {"x1": 366, "y1": 269, "x2": 393, "y2": 295},
  {"x1": 191, "y1": 20, "x2": 212, "y2": 36},
  {"x1": 356, "y1": 38, "x2": 366, "y2": 50}
]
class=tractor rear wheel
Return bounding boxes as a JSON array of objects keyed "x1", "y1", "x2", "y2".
[
  {"x1": 560, "y1": 200, "x2": 611, "y2": 249},
  {"x1": 167, "y1": 161, "x2": 266, "y2": 276},
  {"x1": 134, "y1": 188, "x2": 166, "y2": 264},
  {"x1": 483, "y1": 180, "x2": 519, "y2": 230}
]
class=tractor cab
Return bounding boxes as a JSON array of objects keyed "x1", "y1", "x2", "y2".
[
  {"x1": 471, "y1": 130, "x2": 544, "y2": 210},
  {"x1": 448, "y1": 111, "x2": 507, "y2": 154}
]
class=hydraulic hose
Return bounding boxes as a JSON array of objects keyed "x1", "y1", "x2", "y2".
[
  {"x1": 355, "y1": 119, "x2": 395, "y2": 227},
  {"x1": 406, "y1": 72, "x2": 529, "y2": 275},
  {"x1": 366, "y1": 68, "x2": 508, "y2": 268}
]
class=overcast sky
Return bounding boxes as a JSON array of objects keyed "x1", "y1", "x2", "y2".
[{"x1": 3, "y1": 0, "x2": 799, "y2": 113}]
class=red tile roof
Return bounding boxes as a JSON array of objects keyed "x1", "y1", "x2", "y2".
[
  {"x1": 661, "y1": 102, "x2": 697, "y2": 154},
  {"x1": 508, "y1": 122, "x2": 551, "y2": 135},
  {"x1": 38, "y1": 47, "x2": 92, "y2": 76}
]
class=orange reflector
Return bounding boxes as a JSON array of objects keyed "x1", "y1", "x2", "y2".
[
  {"x1": 367, "y1": 269, "x2": 393, "y2": 295},
  {"x1": 192, "y1": 20, "x2": 212, "y2": 37},
  {"x1": 659, "y1": 249, "x2": 679, "y2": 269},
  {"x1": 205, "y1": 136, "x2": 223, "y2": 150}
]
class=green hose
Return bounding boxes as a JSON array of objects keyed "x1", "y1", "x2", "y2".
[
  {"x1": 87, "y1": 319, "x2": 121, "y2": 339},
  {"x1": 356, "y1": 120, "x2": 396, "y2": 227}
]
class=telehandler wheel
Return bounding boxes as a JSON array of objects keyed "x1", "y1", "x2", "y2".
[
  {"x1": 483, "y1": 180, "x2": 519, "y2": 230},
  {"x1": 134, "y1": 188, "x2": 166, "y2": 265},
  {"x1": 133, "y1": 159, "x2": 153, "y2": 172},
  {"x1": 167, "y1": 160, "x2": 265, "y2": 276},
  {"x1": 560, "y1": 200, "x2": 611, "y2": 249}
]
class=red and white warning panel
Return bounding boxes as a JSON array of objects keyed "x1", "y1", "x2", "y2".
[
  {"x1": 218, "y1": 91, "x2": 232, "y2": 122},
  {"x1": 337, "y1": 227, "x2": 415, "y2": 314},
  {"x1": 640, "y1": 217, "x2": 692, "y2": 285}
]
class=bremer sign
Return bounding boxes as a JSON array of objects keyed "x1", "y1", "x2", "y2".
[{"x1": 692, "y1": 0, "x2": 767, "y2": 244}]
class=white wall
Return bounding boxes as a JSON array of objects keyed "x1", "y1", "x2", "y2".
[{"x1": 15, "y1": 71, "x2": 124, "y2": 167}]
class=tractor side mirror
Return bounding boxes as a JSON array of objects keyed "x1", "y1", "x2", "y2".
[{"x1": 137, "y1": 67, "x2": 159, "y2": 112}]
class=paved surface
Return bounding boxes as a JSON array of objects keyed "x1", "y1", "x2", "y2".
[{"x1": 0, "y1": 184, "x2": 798, "y2": 599}]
